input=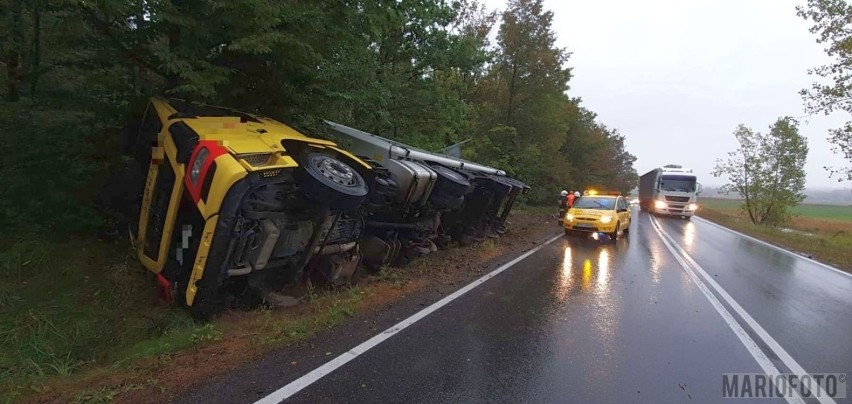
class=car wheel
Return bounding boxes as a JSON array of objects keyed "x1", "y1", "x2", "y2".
[
  {"x1": 296, "y1": 153, "x2": 368, "y2": 211},
  {"x1": 623, "y1": 221, "x2": 630, "y2": 234},
  {"x1": 609, "y1": 222, "x2": 620, "y2": 242}
]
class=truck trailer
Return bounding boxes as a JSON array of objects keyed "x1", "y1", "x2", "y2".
[{"x1": 638, "y1": 165, "x2": 702, "y2": 219}]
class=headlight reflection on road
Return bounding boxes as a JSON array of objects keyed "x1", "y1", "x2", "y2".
[
  {"x1": 592, "y1": 247, "x2": 618, "y2": 358},
  {"x1": 683, "y1": 221, "x2": 696, "y2": 248},
  {"x1": 647, "y1": 232, "x2": 665, "y2": 284},
  {"x1": 650, "y1": 255, "x2": 662, "y2": 284},
  {"x1": 582, "y1": 259, "x2": 593, "y2": 290},
  {"x1": 555, "y1": 245, "x2": 575, "y2": 301},
  {"x1": 558, "y1": 244, "x2": 618, "y2": 298},
  {"x1": 556, "y1": 245, "x2": 620, "y2": 356},
  {"x1": 596, "y1": 248, "x2": 610, "y2": 292}
]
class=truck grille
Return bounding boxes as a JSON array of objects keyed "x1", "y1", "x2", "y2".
[
  {"x1": 239, "y1": 153, "x2": 273, "y2": 166},
  {"x1": 665, "y1": 196, "x2": 690, "y2": 202}
]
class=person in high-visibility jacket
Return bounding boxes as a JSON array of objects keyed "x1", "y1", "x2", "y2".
[
  {"x1": 558, "y1": 190, "x2": 568, "y2": 224},
  {"x1": 567, "y1": 190, "x2": 576, "y2": 208}
]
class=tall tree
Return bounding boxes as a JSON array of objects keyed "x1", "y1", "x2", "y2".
[
  {"x1": 713, "y1": 118, "x2": 809, "y2": 225},
  {"x1": 599, "y1": 129, "x2": 638, "y2": 195},
  {"x1": 797, "y1": 0, "x2": 852, "y2": 181},
  {"x1": 469, "y1": 0, "x2": 576, "y2": 203},
  {"x1": 355, "y1": 0, "x2": 489, "y2": 147},
  {"x1": 495, "y1": 0, "x2": 570, "y2": 128},
  {"x1": 80, "y1": 0, "x2": 288, "y2": 98}
]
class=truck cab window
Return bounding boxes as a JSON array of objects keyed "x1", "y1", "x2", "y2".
[{"x1": 660, "y1": 175, "x2": 697, "y2": 192}]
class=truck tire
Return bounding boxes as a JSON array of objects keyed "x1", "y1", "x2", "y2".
[{"x1": 296, "y1": 153, "x2": 368, "y2": 211}]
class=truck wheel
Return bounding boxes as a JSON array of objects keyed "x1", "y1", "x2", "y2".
[{"x1": 296, "y1": 153, "x2": 368, "y2": 211}]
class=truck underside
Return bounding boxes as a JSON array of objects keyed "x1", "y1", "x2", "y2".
[{"x1": 126, "y1": 99, "x2": 529, "y2": 319}]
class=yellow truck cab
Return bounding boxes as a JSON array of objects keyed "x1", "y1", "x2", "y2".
[
  {"x1": 131, "y1": 98, "x2": 376, "y2": 319},
  {"x1": 563, "y1": 191, "x2": 631, "y2": 241}
]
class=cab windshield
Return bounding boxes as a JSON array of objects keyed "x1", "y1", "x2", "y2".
[
  {"x1": 573, "y1": 197, "x2": 616, "y2": 210},
  {"x1": 660, "y1": 175, "x2": 697, "y2": 192}
]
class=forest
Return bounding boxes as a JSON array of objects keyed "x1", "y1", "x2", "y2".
[{"x1": 0, "y1": 0, "x2": 638, "y2": 237}]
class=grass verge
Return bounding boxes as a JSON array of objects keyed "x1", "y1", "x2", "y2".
[
  {"x1": 0, "y1": 236, "x2": 209, "y2": 402},
  {"x1": 696, "y1": 201, "x2": 852, "y2": 273},
  {"x1": 0, "y1": 232, "x2": 380, "y2": 403},
  {"x1": 1, "y1": 209, "x2": 554, "y2": 403}
]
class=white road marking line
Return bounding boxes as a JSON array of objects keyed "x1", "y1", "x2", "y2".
[
  {"x1": 652, "y1": 216, "x2": 836, "y2": 404},
  {"x1": 693, "y1": 216, "x2": 851, "y2": 278},
  {"x1": 648, "y1": 216, "x2": 803, "y2": 404},
  {"x1": 254, "y1": 234, "x2": 563, "y2": 404}
]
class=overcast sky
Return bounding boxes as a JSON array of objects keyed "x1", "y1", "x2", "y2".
[{"x1": 481, "y1": 0, "x2": 849, "y2": 189}]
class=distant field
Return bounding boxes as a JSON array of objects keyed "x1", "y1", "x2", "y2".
[
  {"x1": 696, "y1": 197, "x2": 852, "y2": 273},
  {"x1": 700, "y1": 198, "x2": 852, "y2": 222}
]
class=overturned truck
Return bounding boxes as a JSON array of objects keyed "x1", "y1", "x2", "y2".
[
  {"x1": 128, "y1": 98, "x2": 528, "y2": 319},
  {"x1": 131, "y1": 98, "x2": 378, "y2": 319},
  {"x1": 324, "y1": 121, "x2": 529, "y2": 270}
]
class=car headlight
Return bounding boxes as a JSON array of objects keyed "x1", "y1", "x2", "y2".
[
  {"x1": 654, "y1": 200, "x2": 667, "y2": 209},
  {"x1": 687, "y1": 203, "x2": 698, "y2": 210},
  {"x1": 600, "y1": 215, "x2": 613, "y2": 224},
  {"x1": 190, "y1": 147, "x2": 210, "y2": 184},
  {"x1": 565, "y1": 213, "x2": 574, "y2": 222}
]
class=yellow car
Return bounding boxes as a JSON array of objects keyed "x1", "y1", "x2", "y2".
[
  {"x1": 129, "y1": 98, "x2": 378, "y2": 319},
  {"x1": 563, "y1": 192, "x2": 631, "y2": 240}
]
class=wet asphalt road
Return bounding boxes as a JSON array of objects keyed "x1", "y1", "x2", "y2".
[{"x1": 190, "y1": 210, "x2": 852, "y2": 403}]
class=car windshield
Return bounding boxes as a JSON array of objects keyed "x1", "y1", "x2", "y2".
[
  {"x1": 573, "y1": 197, "x2": 616, "y2": 210},
  {"x1": 660, "y1": 175, "x2": 697, "y2": 192}
]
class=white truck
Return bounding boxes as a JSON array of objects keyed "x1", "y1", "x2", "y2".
[{"x1": 638, "y1": 165, "x2": 702, "y2": 219}]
